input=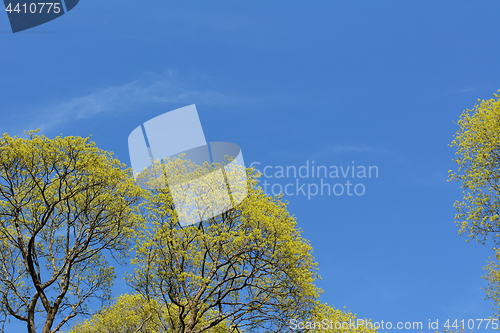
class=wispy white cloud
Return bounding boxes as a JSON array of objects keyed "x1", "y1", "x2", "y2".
[{"x1": 27, "y1": 70, "x2": 239, "y2": 132}]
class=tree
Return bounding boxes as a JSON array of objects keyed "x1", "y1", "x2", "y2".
[
  {"x1": 125, "y1": 157, "x2": 321, "y2": 333},
  {"x1": 0, "y1": 132, "x2": 142, "y2": 333},
  {"x1": 122, "y1": 156, "x2": 376, "y2": 333},
  {"x1": 449, "y1": 90, "x2": 500, "y2": 315}
]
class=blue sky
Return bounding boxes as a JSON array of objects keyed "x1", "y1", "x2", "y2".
[{"x1": 1, "y1": 0, "x2": 500, "y2": 331}]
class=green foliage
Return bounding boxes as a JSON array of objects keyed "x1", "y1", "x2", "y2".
[
  {"x1": 0, "y1": 131, "x2": 142, "y2": 333},
  {"x1": 65, "y1": 293, "x2": 165, "y2": 333},
  {"x1": 449, "y1": 90, "x2": 500, "y2": 244},
  {"x1": 118, "y1": 155, "x2": 379, "y2": 332},
  {"x1": 449, "y1": 90, "x2": 500, "y2": 317},
  {"x1": 484, "y1": 249, "x2": 500, "y2": 315},
  {"x1": 128, "y1": 159, "x2": 322, "y2": 332}
]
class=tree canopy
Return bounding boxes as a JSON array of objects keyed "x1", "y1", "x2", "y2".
[
  {"x1": 0, "y1": 132, "x2": 142, "y2": 333},
  {"x1": 127, "y1": 159, "x2": 322, "y2": 332},
  {"x1": 449, "y1": 90, "x2": 500, "y2": 316},
  {"x1": 65, "y1": 293, "x2": 166, "y2": 333}
]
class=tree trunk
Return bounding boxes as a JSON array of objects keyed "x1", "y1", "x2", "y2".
[{"x1": 42, "y1": 308, "x2": 57, "y2": 333}]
